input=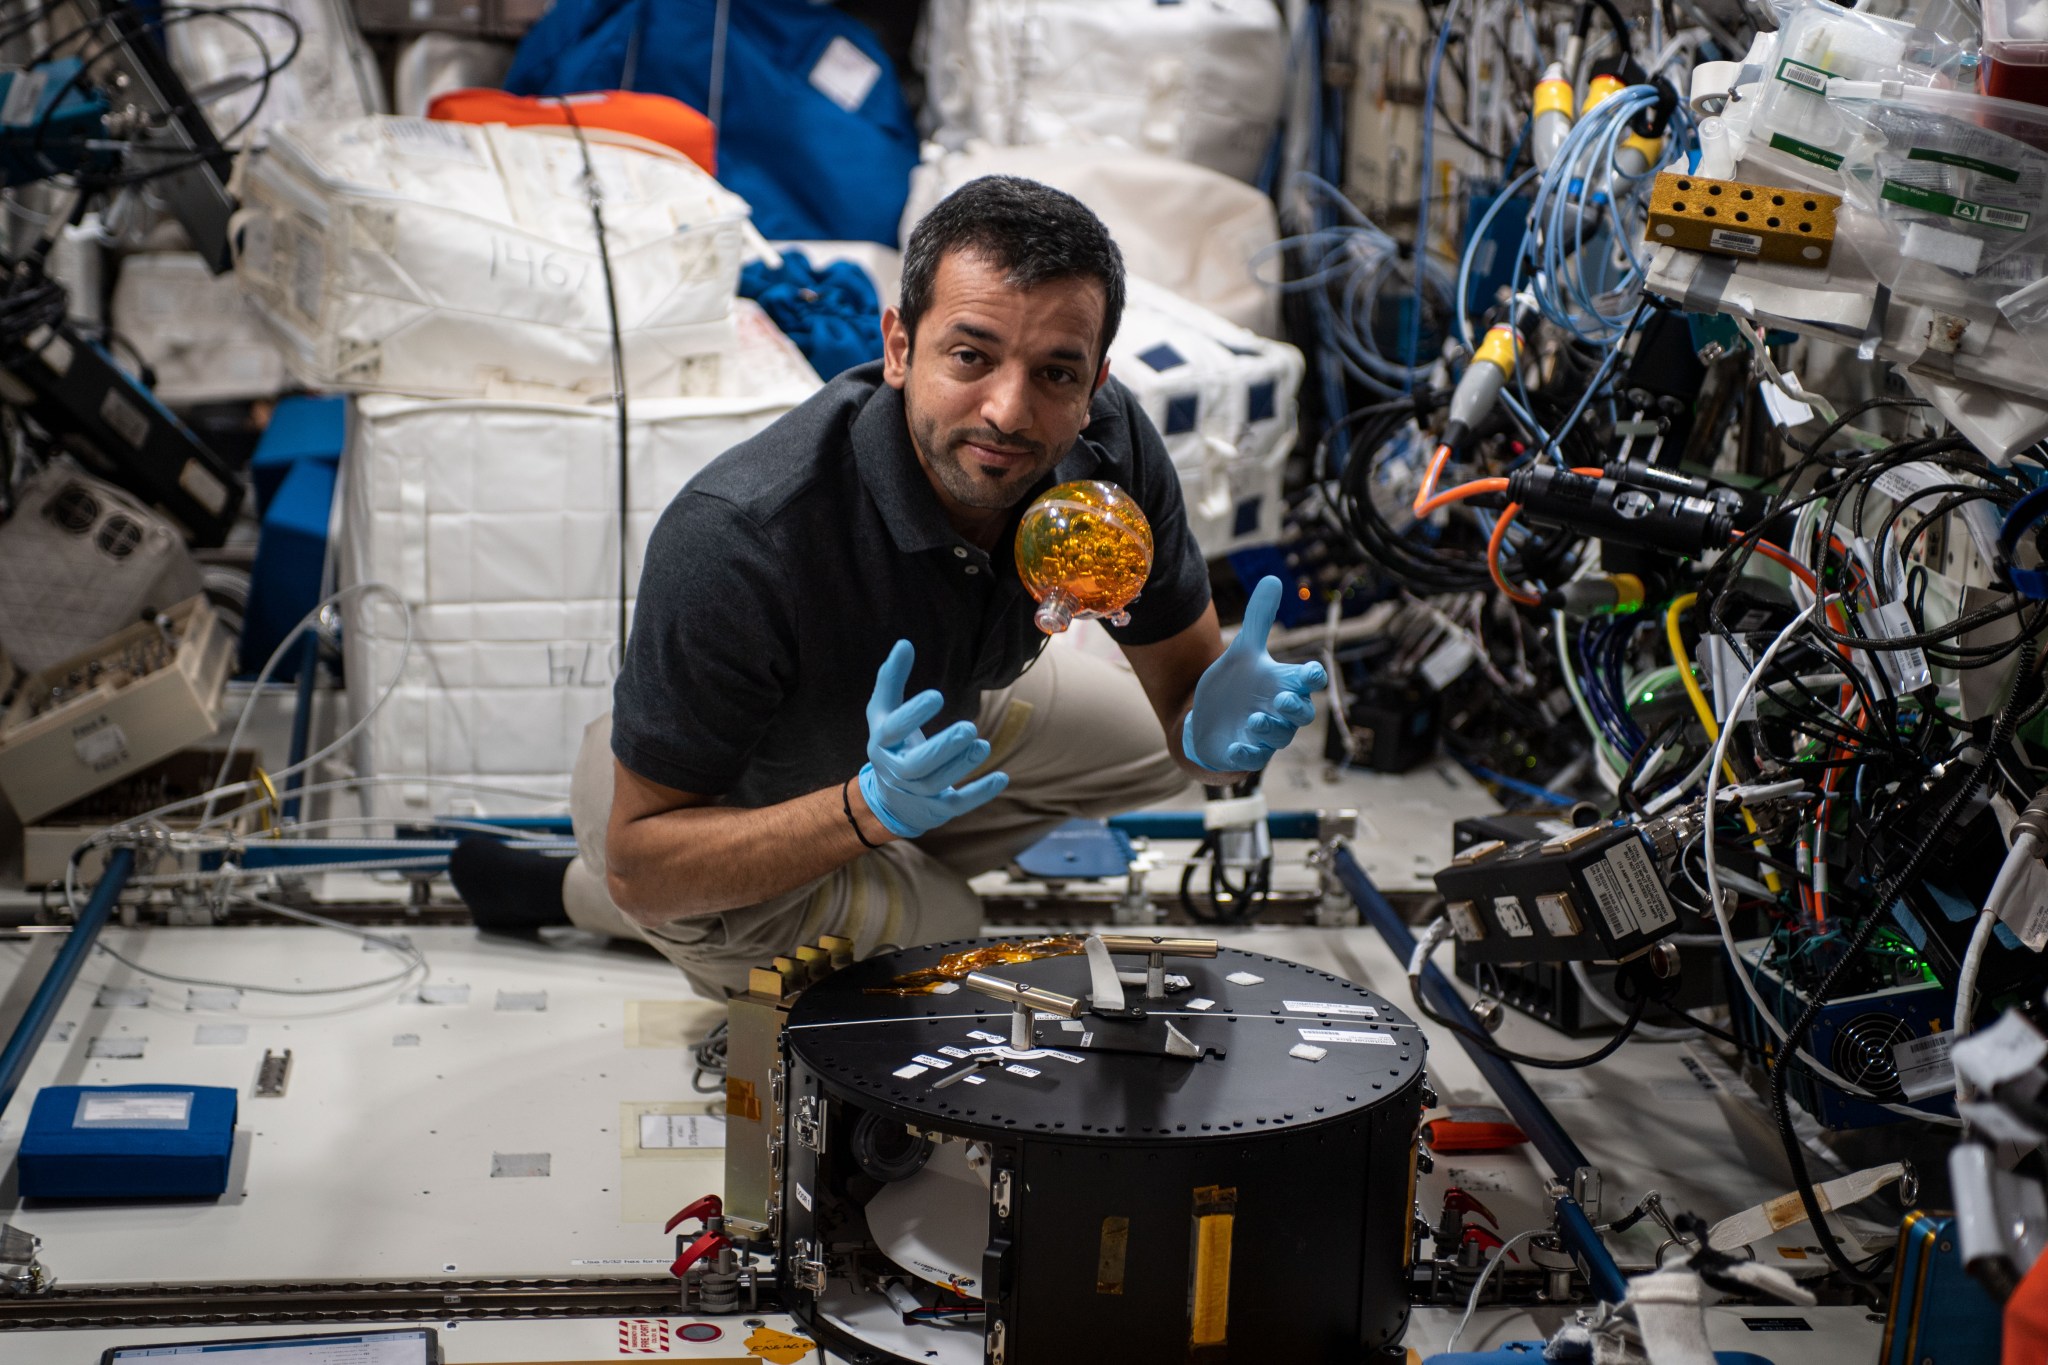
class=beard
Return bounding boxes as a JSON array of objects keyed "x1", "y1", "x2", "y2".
[{"x1": 906, "y1": 404, "x2": 1057, "y2": 512}]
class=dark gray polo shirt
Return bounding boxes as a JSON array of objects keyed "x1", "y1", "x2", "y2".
[{"x1": 610, "y1": 361, "x2": 1210, "y2": 808}]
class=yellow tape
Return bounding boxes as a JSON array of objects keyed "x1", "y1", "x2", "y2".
[
  {"x1": 1474, "y1": 324, "x2": 1519, "y2": 376},
  {"x1": 1533, "y1": 77, "x2": 1574, "y2": 120},
  {"x1": 1189, "y1": 1185, "x2": 1238, "y2": 1348},
  {"x1": 1583, "y1": 73, "x2": 1624, "y2": 115}
]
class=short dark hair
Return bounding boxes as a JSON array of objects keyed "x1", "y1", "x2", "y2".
[{"x1": 898, "y1": 175, "x2": 1126, "y2": 368}]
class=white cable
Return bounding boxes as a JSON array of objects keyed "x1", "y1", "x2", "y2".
[
  {"x1": 1702, "y1": 598, "x2": 1960, "y2": 1126},
  {"x1": 201, "y1": 581, "x2": 414, "y2": 824},
  {"x1": 1956, "y1": 830, "x2": 2039, "y2": 1048},
  {"x1": 91, "y1": 892, "x2": 428, "y2": 996},
  {"x1": 1446, "y1": 1227, "x2": 1541, "y2": 1351}
]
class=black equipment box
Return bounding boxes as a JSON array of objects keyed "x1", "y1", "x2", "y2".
[{"x1": 1434, "y1": 823, "x2": 1680, "y2": 964}]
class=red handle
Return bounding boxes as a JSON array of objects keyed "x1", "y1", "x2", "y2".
[
  {"x1": 664, "y1": 1193, "x2": 723, "y2": 1234},
  {"x1": 1442, "y1": 1186, "x2": 1500, "y2": 1228},
  {"x1": 670, "y1": 1229, "x2": 728, "y2": 1278}
]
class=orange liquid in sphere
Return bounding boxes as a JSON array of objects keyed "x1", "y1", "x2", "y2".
[{"x1": 1013, "y1": 480, "x2": 1154, "y2": 633}]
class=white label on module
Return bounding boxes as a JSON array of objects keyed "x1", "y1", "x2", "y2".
[
  {"x1": 1283, "y1": 1001, "x2": 1377, "y2": 1017},
  {"x1": 1494, "y1": 897, "x2": 1535, "y2": 938},
  {"x1": 1584, "y1": 836, "x2": 1676, "y2": 938},
  {"x1": 913, "y1": 1054, "x2": 952, "y2": 1069},
  {"x1": 1300, "y1": 1028, "x2": 1397, "y2": 1046},
  {"x1": 1607, "y1": 836, "x2": 1677, "y2": 930},
  {"x1": 892, "y1": 1064, "x2": 928, "y2": 1079},
  {"x1": 1226, "y1": 971, "x2": 1264, "y2": 986},
  {"x1": 1709, "y1": 228, "x2": 1764, "y2": 256},
  {"x1": 1892, "y1": 1033, "x2": 1956, "y2": 1100},
  {"x1": 1004, "y1": 1064, "x2": 1040, "y2": 1078},
  {"x1": 968, "y1": 1030, "x2": 1006, "y2": 1044}
]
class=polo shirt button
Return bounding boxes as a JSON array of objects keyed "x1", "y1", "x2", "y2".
[{"x1": 952, "y1": 546, "x2": 969, "y2": 558}]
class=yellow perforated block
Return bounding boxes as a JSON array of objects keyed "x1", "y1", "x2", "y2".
[{"x1": 1645, "y1": 172, "x2": 1840, "y2": 268}]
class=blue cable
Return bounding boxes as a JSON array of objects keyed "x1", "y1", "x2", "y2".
[
  {"x1": 1405, "y1": 5, "x2": 1461, "y2": 390},
  {"x1": 1459, "y1": 760, "x2": 1578, "y2": 806}
]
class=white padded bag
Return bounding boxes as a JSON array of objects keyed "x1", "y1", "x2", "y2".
[
  {"x1": 233, "y1": 118, "x2": 751, "y2": 401},
  {"x1": 1110, "y1": 279, "x2": 1302, "y2": 558},
  {"x1": 902, "y1": 142, "x2": 1282, "y2": 337}
]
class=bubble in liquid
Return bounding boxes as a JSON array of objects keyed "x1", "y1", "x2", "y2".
[{"x1": 1013, "y1": 480, "x2": 1153, "y2": 634}]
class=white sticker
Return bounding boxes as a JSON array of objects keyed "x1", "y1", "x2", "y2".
[
  {"x1": 810, "y1": 35, "x2": 883, "y2": 112},
  {"x1": 1535, "y1": 894, "x2": 1580, "y2": 937},
  {"x1": 1419, "y1": 635, "x2": 1478, "y2": 691},
  {"x1": 938, "y1": 1045, "x2": 970, "y2": 1058},
  {"x1": 0, "y1": 68, "x2": 49, "y2": 126},
  {"x1": 79, "y1": 1093, "x2": 190, "y2": 1124},
  {"x1": 1300, "y1": 1028, "x2": 1398, "y2": 1046},
  {"x1": 968, "y1": 1030, "x2": 1006, "y2": 1044},
  {"x1": 1892, "y1": 1033, "x2": 1956, "y2": 1100},
  {"x1": 963, "y1": 1074, "x2": 987, "y2": 1086},
  {"x1": 1866, "y1": 601, "x2": 1933, "y2": 692},
  {"x1": 1060, "y1": 1020, "x2": 1085, "y2": 1032},
  {"x1": 382, "y1": 117, "x2": 486, "y2": 164},
  {"x1": 1709, "y1": 228, "x2": 1764, "y2": 256},
  {"x1": 1583, "y1": 837, "x2": 1675, "y2": 938},
  {"x1": 1186, "y1": 998, "x2": 1217, "y2": 1011},
  {"x1": 1289, "y1": 1043, "x2": 1328, "y2": 1062},
  {"x1": 638, "y1": 1113, "x2": 726, "y2": 1149},
  {"x1": 1166, "y1": 974, "x2": 1192, "y2": 990},
  {"x1": 86, "y1": 1036, "x2": 145, "y2": 1059},
  {"x1": 1004, "y1": 1064, "x2": 1041, "y2": 1078},
  {"x1": 1283, "y1": 1000, "x2": 1378, "y2": 1017},
  {"x1": 931, "y1": 982, "x2": 959, "y2": 994},
  {"x1": 913, "y1": 1053, "x2": 952, "y2": 1069},
  {"x1": 794, "y1": 1183, "x2": 813, "y2": 1212},
  {"x1": 194, "y1": 1024, "x2": 247, "y2": 1046},
  {"x1": 1225, "y1": 971, "x2": 1265, "y2": 986},
  {"x1": 73, "y1": 720, "x2": 130, "y2": 771},
  {"x1": 1445, "y1": 901, "x2": 1485, "y2": 942},
  {"x1": 1759, "y1": 381, "x2": 1815, "y2": 429},
  {"x1": 892, "y1": 1063, "x2": 930, "y2": 1080},
  {"x1": 1494, "y1": 897, "x2": 1535, "y2": 938},
  {"x1": 1039, "y1": 1049, "x2": 1084, "y2": 1064}
]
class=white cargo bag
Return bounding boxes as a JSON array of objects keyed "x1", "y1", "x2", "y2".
[
  {"x1": 337, "y1": 303, "x2": 818, "y2": 817},
  {"x1": 169, "y1": 0, "x2": 383, "y2": 148},
  {"x1": 233, "y1": 117, "x2": 751, "y2": 401},
  {"x1": 902, "y1": 142, "x2": 1282, "y2": 336},
  {"x1": 919, "y1": 0, "x2": 1289, "y2": 184},
  {"x1": 111, "y1": 252, "x2": 287, "y2": 404},
  {"x1": 1110, "y1": 279, "x2": 1302, "y2": 558}
]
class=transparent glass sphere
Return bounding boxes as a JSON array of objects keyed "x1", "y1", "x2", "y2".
[{"x1": 1013, "y1": 480, "x2": 1154, "y2": 634}]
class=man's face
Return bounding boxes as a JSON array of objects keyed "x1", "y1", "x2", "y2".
[{"x1": 882, "y1": 251, "x2": 1110, "y2": 526}]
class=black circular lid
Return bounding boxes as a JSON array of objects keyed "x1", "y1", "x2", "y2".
[{"x1": 784, "y1": 938, "x2": 1426, "y2": 1143}]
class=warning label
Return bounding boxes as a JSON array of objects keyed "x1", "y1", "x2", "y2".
[{"x1": 617, "y1": 1319, "x2": 668, "y2": 1354}]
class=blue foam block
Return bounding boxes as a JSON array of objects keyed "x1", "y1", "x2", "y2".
[
  {"x1": 241, "y1": 455, "x2": 337, "y2": 679},
  {"x1": 20, "y1": 1084, "x2": 237, "y2": 1199},
  {"x1": 250, "y1": 394, "x2": 347, "y2": 513}
]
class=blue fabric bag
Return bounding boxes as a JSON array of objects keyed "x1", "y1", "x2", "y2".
[
  {"x1": 740, "y1": 249, "x2": 883, "y2": 380},
  {"x1": 504, "y1": 0, "x2": 918, "y2": 245}
]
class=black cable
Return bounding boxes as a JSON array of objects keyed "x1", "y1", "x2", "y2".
[
  {"x1": 555, "y1": 98, "x2": 632, "y2": 658},
  {"x1": 1768, "y1": 638, "x2": 2037, "y2": 1286},
  {"x1": 1411, "y1": 950, "x2": 1651, "y2": 1068}
]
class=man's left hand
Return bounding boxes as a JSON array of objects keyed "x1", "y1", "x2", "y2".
[{"x1": 1182, "y1": 576, "x2": 1328, "y2": 773}]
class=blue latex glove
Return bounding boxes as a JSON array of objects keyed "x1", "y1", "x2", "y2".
[
  {"x1": 857, "y1": 640, "x2": 1010, "y2": 838},
  {"x1": 1183, "y1": 576, "x2": 1329, "y2": 773}
]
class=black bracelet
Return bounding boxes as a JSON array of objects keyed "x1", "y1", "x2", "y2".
[{"x1": 842, "y1": 777, "x2": 884, "y2": 850}]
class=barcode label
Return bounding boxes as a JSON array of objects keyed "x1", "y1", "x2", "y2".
[
  {"x1": 1776, "y1": 59, "x2": 1830, "y2": 92},
  {"x1": 1892, "y1": 1033, "x2": 1954, "y2": 1100}
]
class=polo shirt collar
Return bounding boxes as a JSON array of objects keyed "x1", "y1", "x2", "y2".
[{"x1": 851, "y1": 369, "x2": 1113, "y2": 556}]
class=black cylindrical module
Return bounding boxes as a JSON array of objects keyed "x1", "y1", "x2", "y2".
[
  {"x1": 1508, "y1": 463, "x2": 1733, "y2": 552},
  {"x1": 778, "y1": 938, "x2": 1426, "y2": 1365}
]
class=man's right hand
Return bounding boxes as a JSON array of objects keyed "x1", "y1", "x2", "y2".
[{"x1": 857, "y1": 639, "x2": 1010, "y2": 839}]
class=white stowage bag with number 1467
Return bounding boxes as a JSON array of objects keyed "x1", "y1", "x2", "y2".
[{"x1": 231, "y1": 116, "x2": 759, "y2": 402}]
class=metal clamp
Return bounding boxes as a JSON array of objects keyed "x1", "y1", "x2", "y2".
[
  {"x1": 962, "y1": 972, "x2": 1083, "y2": 1052},
  {"x1": 1093, "y1": 934, "x2": 1219, "y2": 998}
]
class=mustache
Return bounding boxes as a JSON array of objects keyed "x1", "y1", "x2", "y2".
[{"x1": 949, "y1": 429, "x2": 1045, "y2": 460}]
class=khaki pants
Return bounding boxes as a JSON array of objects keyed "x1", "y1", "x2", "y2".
[{"x1": 562, "y1": 644, "x2": 1189, "y2": 999}]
